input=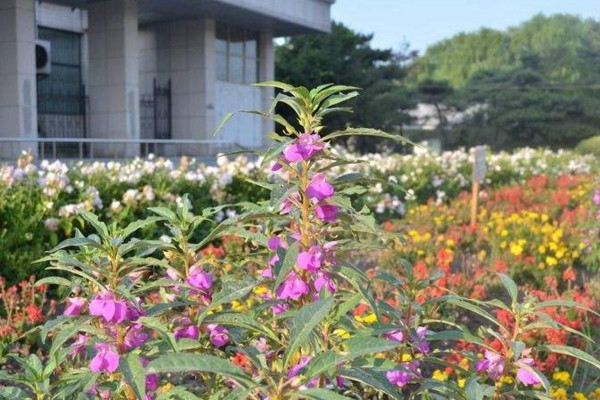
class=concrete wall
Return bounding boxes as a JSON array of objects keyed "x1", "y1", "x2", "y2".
[
  {"x1": 216, "y1": 0, "x2": 333, "y2": 33},
  {"x1": 0, "y1": 0, "x2": 37, "y2": 159}
]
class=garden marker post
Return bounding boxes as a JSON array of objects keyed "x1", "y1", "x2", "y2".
[{"x1": 471, "y1": 146, "x2": 487, "y2": 230}]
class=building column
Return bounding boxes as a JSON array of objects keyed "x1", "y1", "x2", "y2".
[
  {"x1": 88, "y1": 0, "x2": 139, "y2": 158},
  {"x1": 259, "y1": 32, "x2": 275, "y2": 148},
  {"x1": 168, "y1": 19, "x2": 216, "y2": 149},
  {"x1": 0, "y1": 0, "x2": 37, "y2": 160}
]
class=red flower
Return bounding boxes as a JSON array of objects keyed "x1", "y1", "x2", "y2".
[{"x1": 25, "y1": 304, "x2": 44, "y2": 323}]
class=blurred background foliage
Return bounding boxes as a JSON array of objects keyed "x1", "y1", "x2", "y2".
[{"x1": 276, "y1": 15, "x2": 600, "y2": 153}]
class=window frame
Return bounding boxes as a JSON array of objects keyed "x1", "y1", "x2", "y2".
[{"x1": 216, "y1": 25, "x2": 260, "y2": 84}]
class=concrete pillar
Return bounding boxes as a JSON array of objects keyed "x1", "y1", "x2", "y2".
[
  {"x1": 162, "y1": 18, "x2": 216, "y2": 156},
  {"x1": 0, "y1": 0, "x2": 37, "y2": 160},
  {"x1": 259, "y1": 32, "x2": 275, "y2": 148},
  {"x1": 88, "y1": 0, "x2": 139, "y2": 158}
]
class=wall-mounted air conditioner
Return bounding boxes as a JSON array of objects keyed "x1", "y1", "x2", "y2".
[{"x1": 36, "y1": 40, "x2": 51, "y2": 78}]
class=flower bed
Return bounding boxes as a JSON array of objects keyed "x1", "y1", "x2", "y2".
[{"x1": 0, "y1": 83, "x2": 598, "y2": 400}]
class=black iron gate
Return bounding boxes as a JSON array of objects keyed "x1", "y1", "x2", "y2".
[{"x1": 140, "y1": 79, "x2": 172, "y2": 156}]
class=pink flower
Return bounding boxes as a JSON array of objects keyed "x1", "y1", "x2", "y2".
[
  {"x1": 272, "y1": 302, "x2": 289, "y2": 315},
  {"x1": 384, "y1": 330, "x2": 404, "y2": 343},
  {"x1": 413, "y1": 326, "x2": 430, "y2": 354},
  {"x1": 315, "y1": 204, "x2": 338, "y2": 222},
  {"x1": 89, "y1": 291, "x2": 127, "y2": 324},
  {"x1": 386, "y1": 362, "x2": 420, "y2": 388},
  {"x1": 124, "y1": 324, "x2": 149, "y2": 350},
  {"x1": 63, "y1": 297, "x2": 86, "y2": 316},
  {"x1": 280, "y1": 193, "x2": 300, "y2": 214},
  {"x1": 90, "y1": 343, "x2": 120, "y2": 373},
  {"x1": 70, "y1": 334, "x2": 88, "y2": 356},
  {"x1": 187, "y1": 265, "x2": 213, "y2": 291},
  {"x1": 593, "y1": 188, "x2": 600, "y2": 206},
  {"x1": 208, "y1": 324, "x2": 229, "y2": 347},
  {"x1": 174, "y1": 318, "x2": 200, "y2": 340},
  {"x1": 516, "y1": 350, "x2": 541, "y2": 386},
  {"x1": 297, "y1": 246, "x2": 324, "y2": 272},
  {"x1": 306, "y1": 173, "x2": 335, "y2": 201},
  {"x1": 276, "y1": 272, "x2": 310, "y2": 300},
  {"x1": 268, "y1": 236, "x2": 284, "y2": 251},
  {"x1": 314, "y1": 272, "x2": 337, "y2": 294},
  {"x1": 283, "y1": 133, "x2": 324, "y2": 162},
  {"x1": 476, "y1": 350, "x2": 505, "y2": 380}
]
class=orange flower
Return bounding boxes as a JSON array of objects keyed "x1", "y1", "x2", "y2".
[
  {"x1": 232, "y1": 353, "x2": 249, "y2": 368},
  {"x1": 562, "y1": 267, "x2": 576, "y2": 282}
]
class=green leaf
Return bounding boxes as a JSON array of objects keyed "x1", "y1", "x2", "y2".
[
  {"x1": 203, "y1": 312, "x2": 281, "y2": 344},
  {"x1": 48, "y1": 236, "x2": 101, "y2": 252},
  {"x1": 535, "y1": 299, "x2": 600, "y2": 317},
  {"x1": 272, "y1": 241, "x2": 299, "y2": 293},
  {"x1": 283, "y1": 296, "x2": 334, "y2": 368},
  {"x1": 79, "y1": 211, "x2": 109, "y2": 238},
  {"x1": 253, "y1": 80, "x2": 295, "y2": 91},
  {"x1": 213, "y1": 112, "x2": 235, "y2": 137},
  {"x1": 35, "y1": 276, "x2": 71, "y2": 287},
  {"x1": 542, "y1": 345, "x2": 600, "y2": 370},
  {"x1": 137, "y1": 316, "x2": 178, "y2": 351},
  {"x1": 149, "y1": 207, "x2": 178, "y2": 222},
  {"x1": 325, "y1": 127, "x2": 414, "y2": 145},
  {"x1": 49, "y1": 322, "x2": 81, "y2": 357},
  {"x1": 0, "y1": 387, "x2": 32, "y2": 400},
  {"x1": 197, "y1": 276, "x2": 259, "y2": 324},
  {"x1": 340, "y1": 368, "x2": 400, "y2": 398},
  {"x1": 120, "y1": 353, "x2": 146, "y2": 400},
  {"x1": 343, "y1": 336, "x2": 399, "y2": 358},
  {"x1": 302, "y1": 351, "x2": 344, "y2": 380},
  {"x1": 40, "y1": 315, "x2": 76, "y2": 343},
  {"x1": 428, "y1": 330, "x2": 492, "y2": 349},
  {"x1": 147, "y1": 354, "x2": 253, "y2": 387},
  {"x1": 445, "y1": 298, "x2": 501, "y2": 328},
  {"x1": 119, "y1": 216, "x2": 161, "y2": 239},
  {"x1": 498, "y1": 273, "x2": 518, "y2": 305},
  {"x1": 291, "y1": 388, "x2": 354, "y2": 400}
]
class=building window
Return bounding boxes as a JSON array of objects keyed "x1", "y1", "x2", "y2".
[{"x1": 216, "y1": 25, "x2": 259, "y2": 84}]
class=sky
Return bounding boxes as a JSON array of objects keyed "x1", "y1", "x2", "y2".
[{"x1": 331, "y1": 0, "x2": 600, "y2": 54}]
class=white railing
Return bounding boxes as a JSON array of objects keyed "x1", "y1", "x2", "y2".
[{"x1": 0, "y1": 137, "x2": 239, "y2": 161}]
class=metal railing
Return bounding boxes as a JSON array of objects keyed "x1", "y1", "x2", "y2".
[{"x1": 0, "y1": 137, "x2": 239, "y2": 161}]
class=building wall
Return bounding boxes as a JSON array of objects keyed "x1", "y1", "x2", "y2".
[{"x1": 215, "y1": 81, "x2": 262, "y2": 147}]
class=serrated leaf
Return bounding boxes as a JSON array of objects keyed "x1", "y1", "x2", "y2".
[
  {"x1": 272, "y1": 242, "x2": 299, "y2": 293},
  {"x1": 498, "y1": 273, "x2": 518, "y2": 305},
  {"x1": 283, "y1": 296, "x2": 334, "y2": 368},
  {"x1": 542, "y1": 345, "x2": 600, "y2": 370},
  {"x1": 197, "y1": 277, "x2": 259, "y2": 324},
  {"x1": 35, "y1": 276, "x2": 71, "y2": 287},
  {"x1": 147, "y1": 354, "x2": 253, "y2": 387},
  {"x1": 120, "y1": 353, "x2": 146, "y2": 400},
  {"x1": 291, "y1": 388, "x2": 353, "y2": 400}
]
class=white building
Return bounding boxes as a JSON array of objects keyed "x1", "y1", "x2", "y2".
[{"x1": 0, "y1": 0, "x2": 334, "y2": 159}]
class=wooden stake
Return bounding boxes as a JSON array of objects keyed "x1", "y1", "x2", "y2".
[{"x1": 470, "y1": 180, "x2": 479, "y2": 230}]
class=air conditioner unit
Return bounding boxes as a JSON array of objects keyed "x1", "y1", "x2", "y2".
[{"x1": 36, "y1": 40, "x2": 51, "y2": 78}]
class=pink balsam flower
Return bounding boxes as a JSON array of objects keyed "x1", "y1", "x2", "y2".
[
  {"x1": 90, "y1": 342, "x2": 119, "y2": 373},
  {"x1": 297, "y1": 246, "x2": 324, "y2": 272},
  {"x1": 283, "y1": 133, "x2": 324, "y2": 162},
  {"x1": 89, "y1": 291, "x2": 127, "y2": 324},
  {"x1": 306, "y1": 173, "x2": 335, "y2": 201},
  {"x1": 276, "y1": 271, "x2": 310, "y2": 300},
  {"x1": 208, "y1": 324, "x2": 229, "y2": 347},
  {"x1": 63, "y1": 297, "x2": 86, "y2": 316},
  {"x1": 187, "y1": 265, "x2": 213, "y2": 291},
  {"x1": 315, "y1": 204, "x2": 338, "y2": 222}
]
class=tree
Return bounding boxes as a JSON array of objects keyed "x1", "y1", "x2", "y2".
[
  {"x1": 276, "y1": 22, "x2": 416, "y2": 152},
  {"x1": 448, "y1": 68, "x2": 600, "y2": 150}
]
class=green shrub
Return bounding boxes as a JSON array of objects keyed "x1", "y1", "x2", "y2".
[{"x1": 576, "y1": 135, "x2": 600, "y2": 157}]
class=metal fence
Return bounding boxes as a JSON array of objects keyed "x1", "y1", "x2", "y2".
[{"x1": 0, "y1": 137, "x2": 238, "y2": 162}]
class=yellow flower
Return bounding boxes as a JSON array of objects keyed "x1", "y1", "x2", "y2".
[
  {"x1": 500, "y1": 229, "x2": 509, "y2": 237},
  {"x1": 231, "y1": 300, "x2": 247, "y2": 312},
  {"x1": 160, "y1": 383, "x2": 174, "y2": 393},
  {"x1": 458, "y1": 378, "x2": 466, "y2": 388},
  {"x1": 355, "y1": 313, "x2": 377, "y2": 324},
  {"x1": 538, "y1": 245, "x2": 547, "y2": 254},
  {"x1": 591, "y1": 387, "x2": 600, "y2": 400},
  {"x1": 552, "y1": 370, "x2": 572, "y2": 386},
  {"x1": 510, "y1": 243, "x2": 523, "y2": 256},
  {"x1": 478, "y1": 250, "x2": 487, "y2": 261},
  {"x1": 574, "y1": 393, "x2": 588, "y2": 400},
  {"x1": 253, "y1": 285, "x2": 269, "y2": 296},
  {"x1": 401, "y1": 353, "x2": 413, "y2": 362},
  {"x1": 550, "y1": 387, "x2": 568, "y2": 400},
  {"x1": 333, "y1": 329, "x2": 351, "y2": 339},
  {"x1": 501, "y1": 375, "x2": 514, "y2": 384},
  {"x1": 545, "y1": 256, "x2": 558, "y2": 267},
  {"x1": 432, "y1": 370, "x2": 448, "y2": 381}
]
